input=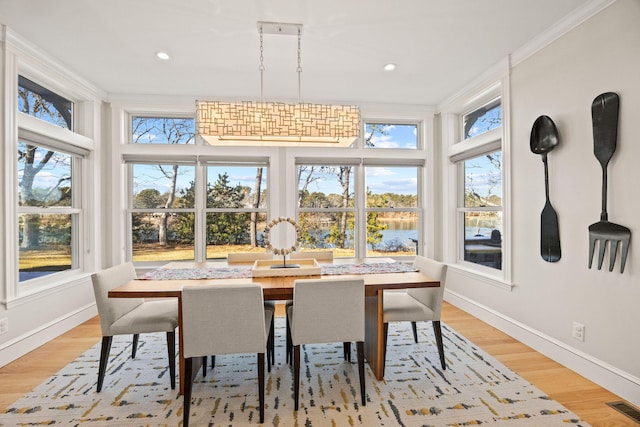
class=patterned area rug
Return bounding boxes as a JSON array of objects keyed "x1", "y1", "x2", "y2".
[{"x1": 1, "y1": 319, "x2": 590, "y2": 426}]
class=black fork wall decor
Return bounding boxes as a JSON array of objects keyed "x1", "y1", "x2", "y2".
[{"x1": 588, "y1": 92, "x2": 631, "y2": 273}]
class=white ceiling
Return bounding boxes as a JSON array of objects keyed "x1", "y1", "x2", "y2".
[{"x1": 0, "y1": 0, "x2": 589, "y2": 106}]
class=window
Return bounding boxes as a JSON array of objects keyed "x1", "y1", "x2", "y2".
[
  {"x1": 460, "y1": 152, "x2": 502, "y2": 270},
  {"x1": 444, "y1": 79, "x2": 508, "y2": 281},
  {"x1": 132, "y1": 116, "x2": 195, "y2": 144},
  {"x1": 462, "y1": 98, "x2": 501, "y2": 140},
  {"x1": 18, "y1": 76, "x2": 73, "y2": 130},
  {"x1": 297, "y1": 164, "x2": 356, "y2": 257},
  {"x1": 130, "y1": 162, "x2": 196, "y2": 262},
  {"x1": 18, "y1": 143, "x2": 81, "y2": 282},
  {"x1": 364, "y1": 123, "x2": 418, "y2": 149},
  {"x1": 205, "y1": 165, "x2": 268, "y2": 259},
  {"x1": 365, "y1": 166, "x2": 419, "y2": 256}
]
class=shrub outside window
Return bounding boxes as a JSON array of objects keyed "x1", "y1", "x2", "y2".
[
  {"x1": 130, "y1": 163, "x2": 196, "y2": 262},
  {"x1": 205, "y1": 166, "x2": 268, "y2": 259},
  {"x1": 297, "y1": 165, "x2": 356, "y2": 257}
]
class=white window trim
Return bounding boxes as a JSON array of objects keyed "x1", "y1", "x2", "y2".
[
  {"x1": 440, "y1": 71, "x2": 513, "y2": 288},
  {"x1": 2, "y1": 52, "x2": 99, "y2": 307}
]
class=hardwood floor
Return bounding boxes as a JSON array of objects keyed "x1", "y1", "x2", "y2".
[{"x1": 0, "y1": 302, "x2": 636, "y2": 425}]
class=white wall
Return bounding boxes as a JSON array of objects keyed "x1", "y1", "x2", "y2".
[{"x1": 446, "y1": 0, "x2": 640, "y2": 405}]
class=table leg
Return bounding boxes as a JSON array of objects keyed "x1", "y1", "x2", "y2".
[
  {"x1": 177, "y1": 296, "x2": 184, "y2": 396},
  {"x1": 364, "y1": 291, "x2": 385, "y2": 380}
]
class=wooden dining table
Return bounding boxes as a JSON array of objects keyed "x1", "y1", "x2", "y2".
[{"x1": 108, "y1": 258, "x2": 440, "y2": 395}]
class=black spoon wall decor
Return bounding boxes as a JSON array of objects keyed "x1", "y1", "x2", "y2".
[{"x1": 530, "y1": 115, "x2": 561, "y2": 262}]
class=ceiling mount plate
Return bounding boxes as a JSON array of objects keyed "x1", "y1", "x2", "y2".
[{"x1": 258, "y1": 21, "x2": 303, "y2": 36}]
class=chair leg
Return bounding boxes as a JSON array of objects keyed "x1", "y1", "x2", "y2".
[
  {"x1": 211, "y1": 355, "x2": 216, "y2": 369},
  {"x1": 96, "y1": 336, "x2": 113, "y2": 392},
  {"x1": 202, "y1": 356, "x2": 208, "y2": 377},
  {"x1": 183, "y1": 357, "x2": 194, "y2": 427},
  {"x1": 166, "y1": 331, "x2": 176, "y2": 389},
  {"x1": 270, "y1": 317, "x2": 275, "y2": 366},
  {"x1": 293, "y1": 345, "x2": 301, "y2": 410},
  {"x1": 433, "y1": 321, "x2": 446, "y2": 370},
  {"x1": 258, "y1": 353, "x2": 265, "y2": 423},
  {"x1": 382, "y1": 323, "x2": 389, "y2": 377},
  {"x1": 267, "y1": 318, "x2": 274, "y2": 372},
  {"x1": 131, "y1": 333, "x2": 140, "y2": 359},
  {"x1": 411, "y1": 321, "x2": 419, "y2": 343},
  {"x1": 286, "y1": 313, "x2": 292, "y2": 364},
  {"x1": 343, "y1": 342, "x2": 351, "y2": 361},
  {"x1": 357, "y1": 341, "x2": 366, "y2": 406}
]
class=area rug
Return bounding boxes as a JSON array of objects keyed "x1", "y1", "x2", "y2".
[{"x1": 0, "y1": 319, "x2": 590, "y2": 426}]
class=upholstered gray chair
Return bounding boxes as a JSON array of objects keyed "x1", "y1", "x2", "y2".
[
  {"x1": 91, "y1": 262, "x2": 178, "y2": 392},
  {"x1": 287, "y1": 277, "x2": 366, "y2": 410},
  {"x1": 181, "y1": 282, "x2": 270, "y2": 426},
  {"x1": 382, "y1": 255, "x2": 448, "y2": 376},
  {"x1": 227, "y1": 252, "x2": 276, "y2": 370},
  {"x1": 285, "y1": 251, "x2": 334, "y2": 362}
]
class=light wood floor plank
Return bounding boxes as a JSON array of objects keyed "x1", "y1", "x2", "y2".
[{"x1": 0, "y1": 302, "x2": 635, "y2": 425}]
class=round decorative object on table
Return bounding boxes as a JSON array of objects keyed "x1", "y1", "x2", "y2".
[{"x1": 264, "y1": 217, "x2": 302, "y2": 268}]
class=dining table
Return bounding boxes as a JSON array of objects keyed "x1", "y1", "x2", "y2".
[{"x1": 108, "y1": 257, "x2": 440, "y2": 395}]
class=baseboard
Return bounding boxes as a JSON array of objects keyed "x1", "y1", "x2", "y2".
[
  {"x1": 445, "y1": 290, "x2": 640, "y2": 407},
  {"x1": 0, "y1": 303, "x2": 97, "y2": 368}
]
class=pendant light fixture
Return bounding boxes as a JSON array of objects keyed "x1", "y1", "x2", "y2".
[{"x1": 196, "y1": 21, "x2": 360, "y2": 147}]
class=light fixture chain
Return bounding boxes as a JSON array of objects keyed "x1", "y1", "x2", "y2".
[
  {"x1": 297, "y1": 27, "x2": 302, "y2": 103},
  {"x1": 259, "y1": 25, "x2": 265, "y2": 102}
]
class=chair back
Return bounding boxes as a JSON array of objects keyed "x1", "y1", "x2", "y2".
[
  {"x1": 407, "y1": 256, "x2": 447, "y2": 319},
  {"x1": 290, "y1": 251, "x2": 333, "y2": 261},
  {"x1": 91, "y1": 263, "x2": 144, "y2": 336},
  {"x1": 290, "y1": 278, "x2": 364, "y2": 345},
  {"x1": 181, "y1": 282, "x2": 267, "y2": 358},
  {"x1": 227, "y1": 252, "x2": 273, "y2": 263}
]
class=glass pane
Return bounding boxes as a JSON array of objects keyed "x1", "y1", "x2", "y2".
[
  {"x1": 463, "y1": 98, "x2": 501, "y2": 140},
  {"x1": 464, "y1": 211, "x2": 503, "y2": 270},
  {"x1": 132, "y1": 212, "x2": 195, "y2": 262},
  {"x1": 298, "y1": 165, "x2": 354, "y2": 208},
  {"x1": 18, "y1": 76, "x2": 73, "y2": 130},
  {"x1": 132, "y1": 116, "x2": 195, "y2": 144},
  {"x1": 298, "y1": 212, "x2": 355, "y2": 257},
  {"x1": 207, "y1": 166, "x2": 267, "y2": 209},
  {"x1": 364, "y1": 123, "x2": 418, "y2": 149},
  {"x1": 206, "y1": 212, "x2": 267, "y2": 259},
  {"x1": 19, "y1": 213, "x2": 73, "y2": 281},
  {"x1": 132, "y1": 164, "x2": 196, "y2": 208},
  {"x1": 464, "y1": 152, "x2": 502, "y2": 208},
  {"x1": 366, "y1": 211, "x2": 418, "y2": 257},
  {"x1": 365, "y1": 167, "x2": 417, "y2": 208},
  {"x1": 18, "y1": 143, "x2": 72, "y2": 207}
]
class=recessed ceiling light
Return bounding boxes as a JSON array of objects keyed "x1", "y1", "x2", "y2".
[
  {"x1": 156, "y1": 51, "x2": 170, "y2": 60},
  {"x1": 384, "y1": 63, "x2": 396, "y2": 71}
]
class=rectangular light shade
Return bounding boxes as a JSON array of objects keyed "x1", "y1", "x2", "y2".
[{"x1": 196, "y1": 101, "x2": 360, "y2": 147}]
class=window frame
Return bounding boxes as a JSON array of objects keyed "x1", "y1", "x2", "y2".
[
  {"x1": 442, "y1": 76, "x2": 512, "y2": 288},
  {"x1": 4, "y1": 69, "x2": 97, "y2": 307}
]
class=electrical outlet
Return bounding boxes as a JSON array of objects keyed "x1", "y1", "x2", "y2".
[
  {"x1": 0, "y1": 318, "x2": 8, "y2": 335},
  {"x1": 572, "y1": 321, "x2": 585, "y2": 341}
]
